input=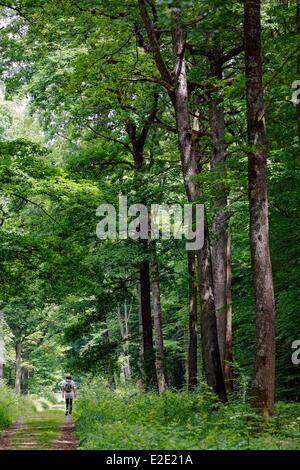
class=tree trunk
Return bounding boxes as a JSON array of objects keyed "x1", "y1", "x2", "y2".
[
  {"x1": 172, "y1": 357, "x2": 185, "y2": 390},
  {"x1": 224, "y1": 234, "x2": 233, "y2": 394},
  {"x1": 140, "y1": 260, "x2": 157, "y2": 389},
  {"x1": 208, "y1": 52, "x2": 233, "y2": 391},
  {"x1": 171, "y1": 8, "x2": 227, "y2": 401},
  {"x1": 122, "y1": 300, "x2": 131, "y2": 380},
  {"x1": 187, "y1": 252, "x2": 197, "y2": 389},
  {"x1": 150, "y1": 249, "x2": 167, "y2": 393},
  {"x1": 197, "y1": 219, "x2": 227, "y2": 400},
  {"x1": 15, "y1": 341, "x2": 22, "y2": 394},
  {"x1": 244, "y1": 0, "x2": 276, "y2": 416},
  {"x1": 116, "y1": 302, "x2": 132, "y2": 383},
  {"x1": 0, "y1": 363, "x2": 4, "y2": 381},
  {"x1": 209, "y1": 58, "x2": 228, "y2": 370},
  {"x1": 296, "y1": 0, "x2": 300, "y2": 158},
  {"x1": 21, "y1": 366, "x2": 29, "y2": 394},
  {"x1": 138, "y1": 0, "x2": 226, "y2": 400},
  {"x1": 0, "y1": 309, "x2": 5, "y2": 381},
  {"x1": 137, "y1": 283, "x2": 145, "y2": 386}
]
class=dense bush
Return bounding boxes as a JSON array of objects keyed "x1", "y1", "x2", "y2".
[
  {"x1": 0, "y1": 383, "x2": 35, "y2": 431},
  {"x1": 74, "y1": 380, "x2": 300, "y2": 450}
]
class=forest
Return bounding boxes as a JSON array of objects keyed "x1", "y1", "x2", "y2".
[{"x1": 0, "y1": 0, "x2": 300, "y2": 452}]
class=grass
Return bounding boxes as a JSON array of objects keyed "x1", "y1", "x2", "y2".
[
  {"x1": 2, "y1": 380, "x2": 300, "y2": 450},
  {"x1": 73, "y1": 380, "x2": 300, "y2": 450},
  {"x1": 0, "y1": 384, "x2": 69, "y2": 450},
  {"x1": 0, "y1": 383, "x2": 36, "y2": 431},
  {"x1": 8, "y1": 409, "x2": 64, "y2": 450}
]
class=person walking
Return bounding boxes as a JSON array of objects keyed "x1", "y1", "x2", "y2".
[{"x1": 62, "y1": 374, "x2": 76, "y2": 416}]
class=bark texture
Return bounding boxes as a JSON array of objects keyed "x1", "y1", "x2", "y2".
[
  {"x1": 187, "y1": 252, "x2": 197, "y2": 389},
  {"x1": 150, "y1": 249, "x2": 167, "y2": 393},
  {"x1": 296, "y1": 0, "x2": 300, "y2": 159},
  {"x1": 224, "y1": 234, "x2": 233, "y2": 394},
  {"x1": 244, "y1": 0, "x2": 276, "y2": 416},
  {"x1": 0, "y1": 310, "x2": 4, "y2": 381},
  {"x1": 209, "y1": 53, "x2": 229, "y2": 372},
  {"x1": 140, "y1": 260, "x2": 157, "y2": 388},
  {"x1": 197, "y1": 219, "x2": 227, "y2": 400}
]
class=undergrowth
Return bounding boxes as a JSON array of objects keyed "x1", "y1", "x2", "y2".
[
  {"x1": 74, "y1": 379, "x2": 300, "y2": 450},
  {"x1": 0, "y1": 382, "x2": 35, "y2": 431}
]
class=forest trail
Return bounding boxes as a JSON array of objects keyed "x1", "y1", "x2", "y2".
[{"x1": 0, "y1": 408, "x2": 78, "y2": 450}]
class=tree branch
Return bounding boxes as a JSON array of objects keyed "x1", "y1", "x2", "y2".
[
  {"x1": 10, "y1": 193, "x2": 63, "y2": 227},
  {"x1": 85, "y1": 123, "x2": 133, "y2": 153},
  {"x1": 138, "y1": 0, "x2": 173, "y2": 87},
  {"x1": 138, "y1": 93, "x2": 159, "y2": 147}
]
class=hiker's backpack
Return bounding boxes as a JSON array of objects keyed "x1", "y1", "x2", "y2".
[{"x1": 64, "y1": 380, "x2": 73, "y2": 393}]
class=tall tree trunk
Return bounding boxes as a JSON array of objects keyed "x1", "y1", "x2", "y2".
[
  {"x1": 171, "y1": 8, "x2": 227, "y2": 401},
  {"x1": 187, "y1": 252, "x2": 197, "y2": 389},
  {"x1": 224, "y1": 234, "x2": 234, "y2": 394},
  {"x1": 197, "y1": 219, "x2": 227, "y2": 400},
  {"x1": 137, "y1": 283, "x2": 145, "y2": 385},
  {"x1": 138, "y1": 0, "x2": 226, "y2": 400},
  {"x1": 244, "y1": 0, "x2": 276, "y2": 416},
  {"x1": 0, "y1": 310, "x2": 5, "y2": 380},
  {"x1": 140, "y1": 260, "x2": 157, "y2": 389},
  {"x1": 209, "y1": 58, "x2": 228, "y2": 370},
  {"x1": 15, "y1": 341, "x2": 22, "y2": 394},
  {"x1": 150, "y1": 248, "x2": 167, "y2": 393},
  {"x1": 296, "y1": 0, "x2": 300, "y2": 158},
  {"x1": 209, "y1": 51, "x2": 233, "y2": 391}
]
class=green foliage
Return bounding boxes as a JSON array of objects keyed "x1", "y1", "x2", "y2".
[
  {"x1": 0, "y1": 383, "x2": 35, "y2": 430},
  {"x1": 0, "y1": 1, "x2": 299, "y2": 448},
  {"x1": 74, "y1": 381, "x2": 300, "y2": 450}
]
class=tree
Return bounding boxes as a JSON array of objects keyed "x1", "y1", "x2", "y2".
[
  {"x1": 138, "y1": 0, "x2": 227, "y2": 400},
  {"x1": 150, "y1": 245, "x2": 167, "y2": 393},
  {"x1": 1, "y1": 0, "x2": 300, "y2": 410},
  {"x1": 187, "y1": 252, "x2": 197, "y2": 389},
  {"x1": 2, "y1": 298, "x2": 47, "y2": 393},
  {"x1": 244, "y1": 0, "x2": 276, "y2": 416},
  {"x1": 116, "y1": 300, "x2": 132, "y2": 383},
  {"x1": 296, "y1": 0, "x2": 300, "y2": 159},
  {"x1": 0, "y1": 309, "x2": 5, "y2": 380}
]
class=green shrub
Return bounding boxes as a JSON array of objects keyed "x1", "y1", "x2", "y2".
[
  {"x1": 0, "y1": 383, "x2": 35, "y2": 431},
  {"x1": 73, "y1": 379, "x2": 300, "y2": 450}
]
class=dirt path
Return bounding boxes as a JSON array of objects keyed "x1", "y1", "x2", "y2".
[
  {"x1": 0, "y1": 418, "x2": 25, "y2": 450},
  {"x1": 0, "y1": 409, "x2": 78, "y2": 450},
  {"x1": 51, "y1": 415, "x2": 78, "y2": 450}
]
